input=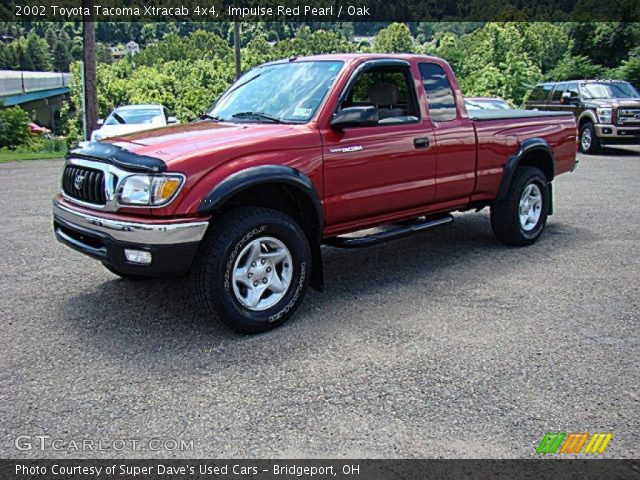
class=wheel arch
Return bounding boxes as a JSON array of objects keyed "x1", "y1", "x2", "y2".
[
  {"x1": 198, "y1": 165, "x2": 324, "y2": 290},
  {"x1": 578, "y1": 110, "x2": 597, "y2": 130},
  {"x1": 496, "y1": 138, "x2": 556, "y2": 201}
]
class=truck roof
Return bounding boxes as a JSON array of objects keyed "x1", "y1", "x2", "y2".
[{"x1": 265, "y1": 53, "x2": 446, "y2": 65}]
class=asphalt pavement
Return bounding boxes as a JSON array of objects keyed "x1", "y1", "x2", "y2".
[{"x1": 1, "y1": 148, "x2": 638, "y2": 459}]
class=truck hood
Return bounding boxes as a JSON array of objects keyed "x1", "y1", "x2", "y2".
[
  {"x1": 91, "y1": 122, "x2": 164, "y2": 141},
  {"x1": 108, "y1": 121, "x2": 299, "y2": 163}
]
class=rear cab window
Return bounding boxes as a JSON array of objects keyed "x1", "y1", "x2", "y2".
[{"x1": 419, "y1": 63, "x2": 457, "y2": 122}]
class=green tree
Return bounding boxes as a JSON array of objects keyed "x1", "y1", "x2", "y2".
[
  {"x1": 96, "y1": 43, "x2": 113, "y2": 64},
  {"x1": 25, "y1": 33, "x2": 52, "y2": 71},
  {"x1": 0, "y1": 107, "x2": 31, "y2": 149},
  {"x1": 53, "y1": 39, "x2": 72, "y2": 72},
  {"x1": 570, "y1": 23, "x2": 640, "y2": 69},
  {"x1": 610, "y1": 47, "x2": 640, "y2": 87},
  {"x1": 374, "y1": 23, "x2": 415, "y2": 53},
  {"x1": 549, "y1": 54, "x2": 604, "y2": 81}
]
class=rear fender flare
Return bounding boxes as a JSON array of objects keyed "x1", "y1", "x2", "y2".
[{"x1": 495, "y1": 138, "x2": 556, "y2": 212}]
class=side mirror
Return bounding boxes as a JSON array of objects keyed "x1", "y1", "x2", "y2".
[
  {"x1": 97, "y1": 118, "x2": 104, "y2": 126},
  {"x1": 167, "y1": 116, "x2": 178, "y2": 124},
  {"x1": 331, "y1": 106, "x2": 378, "y2": 130},
  {"x1": 561, "y1": 91, "x2": 577, "y2": 105}
]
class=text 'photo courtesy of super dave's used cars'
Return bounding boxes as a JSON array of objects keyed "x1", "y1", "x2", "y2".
[{"x1": 53, "y1": 53, "x2": 578, "y2": 333}]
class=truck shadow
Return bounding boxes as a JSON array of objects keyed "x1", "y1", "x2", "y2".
[{"x1": 61, "y1": 212, "x2": 598, "y2": 360}]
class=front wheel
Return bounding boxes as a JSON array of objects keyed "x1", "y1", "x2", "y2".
[
  {"x1": 195, "y1": 207, "x2": 311, "y2": 333},
  {"x1": 490, "y1": 167, "x2": 549, "y2": 246},
  {"x1": 579, "y1": 122, "x2": 600, "y2": 154}
]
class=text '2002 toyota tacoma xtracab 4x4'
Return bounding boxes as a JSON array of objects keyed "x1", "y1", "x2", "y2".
[{"x1": 53, "y1": 54, "x2": 578, "y2": 332}]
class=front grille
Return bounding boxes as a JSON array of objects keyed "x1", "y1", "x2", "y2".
[
  {"x1": 617, "y1": 108, "x2": 640, "y2": 126},
  {"x1": 62, "y1": 165, "x2": 106, "y2": 205}
]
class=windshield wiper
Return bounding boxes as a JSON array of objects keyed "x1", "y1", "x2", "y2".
[
  {"x1": 201, "y1": 113, "x2": 224, "y2": 122},
  {"x1": 231, "y1": 112, "x2": 286, "y2": 123},
  {"x1": 112, "y1": 112, "x2": 127, "y2": 124}
]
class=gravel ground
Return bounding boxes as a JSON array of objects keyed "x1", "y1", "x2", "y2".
[{"x1": 0, "y1": 148, "x2": 638, "y2": 459}]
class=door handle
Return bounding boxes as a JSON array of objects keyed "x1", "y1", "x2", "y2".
[{"x1": 414, "y1": 137, "x2": 430, "y2": 149}]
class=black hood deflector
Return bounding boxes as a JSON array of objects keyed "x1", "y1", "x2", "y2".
[{"x1": 69, "y1": 141, "x2": 167, "y2": 173}]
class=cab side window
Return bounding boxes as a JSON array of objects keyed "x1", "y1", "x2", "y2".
[
  {"x1": 566, "y1": 82, "x2": 579, "y2": 99},
  {"x1": 341, "y1": 66, "x2": 419, "y2": 125},
  {"x1": 419, "y1": 63, "x2": 457, "y2": 122},
  {"x1": 529, "y1": 84, "x2": 553, "y2": 102},
  {"x1": 551, "y1": 83, "x2": 568, "y2": 103}
]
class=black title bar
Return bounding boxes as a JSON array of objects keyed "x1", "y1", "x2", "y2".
[{"x1": 1, "y1": 0, "x2": 639, "y2": 22}]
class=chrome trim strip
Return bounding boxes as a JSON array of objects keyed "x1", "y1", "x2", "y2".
[
  {"x1": 53, "y1": 200, "x2": 208, "y2": 245},
  {"x1": 62, "y1": 157, "x2": 185, "y2": 212}
]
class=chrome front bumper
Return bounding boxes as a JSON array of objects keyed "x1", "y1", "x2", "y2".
[
  {"x1": 53, "y1": 200, "x2": 209, "y2": 245},
  {"x1": 595, "y1": 124, "x2": 640, "y2": 142}
]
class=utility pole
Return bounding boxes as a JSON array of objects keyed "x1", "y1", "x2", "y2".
[
  {"x1": 233, "y1": 22, "x2": 241, "y2": 79},
  {"x1": 82, "y1": 0, "x2": 98, "y2": 140}
]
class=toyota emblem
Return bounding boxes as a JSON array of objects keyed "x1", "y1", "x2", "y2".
[{"x1": 74, "y1": 173, "x2": 85, "y2": 190}]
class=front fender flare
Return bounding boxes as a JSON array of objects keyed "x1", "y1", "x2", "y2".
[
  {"x1": 197, "y1": 165, "x2": 324, "y2": 291},
  {"x1": 197, "y1": 165, "x2": 323, "y2": 233}
]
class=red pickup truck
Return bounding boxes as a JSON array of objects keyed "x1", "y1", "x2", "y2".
[{"x1": 53, "y1": 54, "x2": 578, "y2": 332}]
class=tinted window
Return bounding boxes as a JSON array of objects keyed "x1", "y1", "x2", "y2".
[
  {"x1": 551, "y1": 83, "x2": 567, "y2": 102},
  {"x1": 566, "y1": 82, "x2": 579, "y2": 98},
  {"x1": 342, "y1": 66, "x2": 419, "y2": 124},
  {"x1": 419, "y1": 63, "x2": 456, "y2": 122},
  {"x1": 529, "y1": 84, "x2": 553, "y2": 102}
]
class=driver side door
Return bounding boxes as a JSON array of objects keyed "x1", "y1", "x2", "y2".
[{"x1": 321, "y1": 60, "x2": 438, "y2": 234}]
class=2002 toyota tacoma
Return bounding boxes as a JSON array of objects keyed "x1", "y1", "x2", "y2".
[{"x1": 53, "y1": 54, "x2": 578, "y2": 332}]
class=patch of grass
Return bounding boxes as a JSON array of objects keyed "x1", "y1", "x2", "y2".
[
  {"x1": 0, "y1": 150, "x2": 67, "y2": 162},
  {"x1": 0, "y1": 138, "x2": 68, "y2": 163}
]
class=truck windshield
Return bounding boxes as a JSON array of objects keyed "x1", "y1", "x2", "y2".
[
  {"x1": 581, "y1": 82, "x2": 639, "y2": 100},
  {"x1": 208, "y1": 61, "x2": 344, "y2": 124}
]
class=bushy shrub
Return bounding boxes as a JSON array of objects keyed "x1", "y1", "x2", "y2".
[{"x1": 0, "y1": 107, "x2": 30, "y2": 149}]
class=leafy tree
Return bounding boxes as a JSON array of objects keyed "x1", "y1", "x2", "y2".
[
  {"x1": 374, "y1": 23, "x2": 415, "y2": 53},
  {"x1": 44, "y1": 26, "x2": 58, "y2": 48},
  {"x1": 610, "y1": 47, "x2": 640, "y2": 87},
  {"x1": 0, "y1": 107, "x2": 31, "y2": 149},
  {"x1": 96, "y1": 43, "x2": 113, "y2": 64},
  {"x1": 549, "y1": 54, "x2": 604, "y2": 81},
  {"x1": 459, "y1": 23, "x2": 541, "y2": 105},
  {"x1": 53, "y1": 38, "x2": 72, "y2": 72},
  {"x1": 25, "y1": 33, "x2": 52, "y2": 71},
  {"x1": 570, "y1": 23, "x2": 640, "y2": 69}
]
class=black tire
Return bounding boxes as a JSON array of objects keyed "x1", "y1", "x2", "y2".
[
  {"x1": 102, "y1": 262, "x2": 153, "y2": 281},
  {"x1": 195, "y1": 207, "x2": 311, "y2": 333},
  {"x1": 579, "y1": 122, "x2": 600, "y2": 154},
  {"x1": 490, "y1": 166, "x2": 549, "y2": 246}
]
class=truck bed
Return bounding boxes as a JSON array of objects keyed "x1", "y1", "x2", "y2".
[{"x1": 469, "y1": 109, "x2": 572, "y2": 121}]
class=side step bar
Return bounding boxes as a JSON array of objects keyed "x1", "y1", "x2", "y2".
[{"x1": 324, "y1": 214, "x2": 454, "y2": 249}]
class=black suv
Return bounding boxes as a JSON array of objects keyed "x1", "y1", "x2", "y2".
[{"x1": 526, "y1": 80, "x2": 640, "y2": 154}]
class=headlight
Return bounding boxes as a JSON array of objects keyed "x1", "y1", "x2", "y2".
[
  {"x1": 93, "y1": 134, "x2": 103, "y2": 141},
  {"x1": 596, "y1": 107, "x2": 612, "y2": 124},
  {"x1": 118, "y1": 174, "x2": 184, "y2": 206}
]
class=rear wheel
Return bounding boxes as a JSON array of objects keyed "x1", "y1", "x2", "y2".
[
  {"x1": 195, "y1": 207, "x2": 311, "y2": 333},
  {"x1": 491, "y1": 167, "x2": 549, "y2": 246},
  {"x1": 579, "y1": 122, "x2": 600, "y2": 154}
]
